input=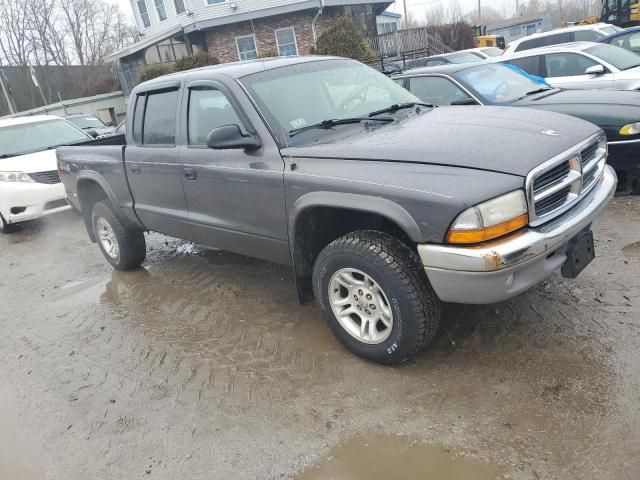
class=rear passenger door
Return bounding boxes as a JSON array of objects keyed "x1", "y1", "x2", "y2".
[
  {"x1": 178, "y1": 80, "x2": 290, "y2": 265},
  {"x1": 542, "y1": 53, "x2": 614, "y2": 89},
  {"x1": 126, "y1": 82, "x2": 191, "y2": 239}
]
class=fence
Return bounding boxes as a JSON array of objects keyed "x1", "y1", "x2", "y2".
[
  {"x1": 367, "y1": 27, "x2": 453, "y2": 59},
  {"x1": 0, "y1": 90, "x2": 127, "y2": 125}
]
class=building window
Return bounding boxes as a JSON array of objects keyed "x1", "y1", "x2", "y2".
[
  {"x1": 207, "y1": 0, "x2": 226, "y2": 5},
  {"x1": 144, "y1": 37, "x2": 189, "y2": 64},
  {"x1": 173, "y1": 0, "x2": 186, "y2": 14},
  {"x1": 236, "y1": 35, "x2": 258, "y2": 61},
  {"x1": 275, "y1": 27, "x2": 298, "y2": 56},
  {"x1": 137, "y1": 0, "x2": 151, "y2": 28},
  {"x1": 154, "y1": 0, "x2": 167, "y2": 21},
  {"x1": 377, "y1": 22, "x2": 398, "y2": 34}
]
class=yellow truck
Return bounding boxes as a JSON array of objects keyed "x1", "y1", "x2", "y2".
[{"x1": 601, "y1": 0, "x2": 640, "y2": 27}]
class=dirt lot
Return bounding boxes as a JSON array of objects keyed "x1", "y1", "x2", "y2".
[{"x1": 1, "y1": 197, "x2": 639, "y2": 480}]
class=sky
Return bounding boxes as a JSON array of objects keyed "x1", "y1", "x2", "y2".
[{"x1": 114, "y1": 0, "x2": 515, "y2": 25}]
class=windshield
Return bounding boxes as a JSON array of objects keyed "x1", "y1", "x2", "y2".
[
  {"x1": 455, "y1": 63, "x2": 550, "y2": 104},
  {"x1": 482, "y1": 47, "x2": 504, "y2": 57},
  {"x1": 240, "y1": 59, "x2": 422, "y2": 145},
  {"x1": 446, "y1": 52, "x2": 484, "y2": 64},
  {"x1": 0, "y1": 119, "x2": 89, "y2": 158},
  {"x1": 68, "y1": 116, "x2": 106, "y2": 130},
  {"x1": 586, "y1": 43, "x2": 640, "y2": 70}
]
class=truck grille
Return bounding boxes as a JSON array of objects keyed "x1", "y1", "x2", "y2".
[
  {"x1": 527, "y1": 134, "x2": 607, "y2": 226},
  {"x1": 29, "y1": 170, "x2": 61, "y2": 184}
]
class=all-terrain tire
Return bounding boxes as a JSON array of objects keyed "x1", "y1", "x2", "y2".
[
  {"x1": 0, "y1": 213, "x2": 17, "y2": 234},
  {"x1": 312, "y1": 230, "x2": 441, "y2": 365},
  {"x1": 91, "y1": 200, "x2": 146, "y2": 270}
]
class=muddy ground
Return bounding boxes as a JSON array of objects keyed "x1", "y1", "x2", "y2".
[{"x1": 1, "y1": 197, "x2": 639, "y2": 480}]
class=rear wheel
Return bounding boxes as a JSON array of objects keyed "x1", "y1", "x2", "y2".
[
  {"x1": 0, "y1": 214, "x2": 17, "y2": 234},
  {"x1": 312, "y1": 231, "x2": 441, "y2": 364},
  {"x1": 91, "y1": 200, "x2": 146, "y2": 270}
]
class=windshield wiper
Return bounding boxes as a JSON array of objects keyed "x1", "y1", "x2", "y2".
[
  {"x1": 288, "y1": 117, "x2": 393, "y2": 137},
  {"x1": 525, "y1": 87, "x2": 553, "y2": 96},
  {"x1": 368, "y1": 102, "x2": 433, "y2": 117}
]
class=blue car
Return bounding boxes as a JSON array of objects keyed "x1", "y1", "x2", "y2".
[{"x1": 599, "y1": 26, "x2": 640, "y2": 54}]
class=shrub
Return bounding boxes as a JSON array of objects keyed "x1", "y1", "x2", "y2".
[
  {"x1": 175, "y1": 51, "x2": 220, "y2": 71},
  {"x1": 259, "y1": 47, "x2": 278, "y2": 58},
  {"x1": 137, "y1": 63, "x2": 175, "y2": 84},
  {"x1": 314, "y1": 16, "x2": 376, "y2": 62}
]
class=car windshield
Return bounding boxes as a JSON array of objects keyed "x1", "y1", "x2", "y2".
[
  {"x1": 0, "y1": 119, "x2": 88, "y2": 158},
  {"x1": 445, "y1": 52, "x2": 484, "y2": 64},
  {"x1": 240, "y1": 59, "x2": 422, "y2": 145},
  {"x1": 455, "y1": 63, "x2": 550, "y2": 104},
  {"x1": 68, "y1": 116, "x2": 106, "y2": 130},
  {"x1": 482, "y1": 47, "x2": 504, "y2": 57},
  {"x1": 585, "y1": 43, "x2": 640, "y2": 70}
]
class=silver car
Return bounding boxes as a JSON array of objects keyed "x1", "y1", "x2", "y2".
[{"x1": 496, "y1": 41, "x2": 640, "y2": 90}]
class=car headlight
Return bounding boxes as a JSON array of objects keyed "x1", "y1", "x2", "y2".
[
  {"x1": 620, "y1": 122, "x2": 640, "y2": 136},
  {"x1": 0, "y1": 171, "x2": 35, "y2": 183},
  {"x1": 447, "y1": 190, "x2": 529, "y2": 244}
]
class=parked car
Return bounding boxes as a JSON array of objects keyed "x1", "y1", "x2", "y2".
[
  {"x1": 459, "y1": 47, "x2": 504, "y2": 59},
  {"x1": 399, "y1": 51, "x2": 484, "y2": 70},
  {"x1": 496, "y1": 42, "x2": 640, "y2": 90},
  {"x1": 503, "y1": 23, "x2": 623, "y2": 56},
  {"x1": 0, "y1": 115, "x2": 91, "y2": 233},
  {"x1": 65, "y1": 114, "x2": 116, "y2": 137},
  {"x1": 599, "y1": 26, "x2": 640, "y2": 54},
  {"x1": 57, "y1": 56, "x2": 616, "y2": 364},
  {"x1": 113, "y1": 121, "x2": 126, "y2": 136},
  {"x1": 394, "y1": 62, "x2": 640, "y2": 191}
]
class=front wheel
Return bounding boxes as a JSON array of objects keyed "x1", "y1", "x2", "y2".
[
  {"x1": 312, "y1": 231, "x2": 441, "y2": 365},
  {"x1": 0, "y1": 213, "x2": 17, "y2": 234},
  {"x1": 91, "y1": 200, "x2": 146, "y2": 270}
]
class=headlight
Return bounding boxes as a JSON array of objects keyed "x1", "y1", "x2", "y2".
[
  {"x1": 447, "y1": 190, "x2": 529, "y2": 244},
  {"x1": 0, "y1": 171, "x2": 34, "y2": 183},
  {"x1": 620, "y1": 123, "x2": 640, "y2": 136}
]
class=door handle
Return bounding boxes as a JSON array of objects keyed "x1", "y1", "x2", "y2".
[
  {"x1": 183, "y1": 167, "x2": 197, "y2": 180},
  {"x1": 130, "y1": 164, "x2": 141, "y2": 175}
]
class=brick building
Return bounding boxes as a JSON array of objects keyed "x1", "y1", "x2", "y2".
[{"x1": 108, "y1": 0, "x2": 393, "y2": 95}]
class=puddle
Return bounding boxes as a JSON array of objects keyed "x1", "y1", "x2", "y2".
[
  {"x1": 296, "y1": 433, "x2": 506, "y2": 480},
  {"x1": 198, "y1": 249, "x2": 257, "y2": 266},
  {"x1": 623, "y1": 242, "x2": 640, "y2": 259}
]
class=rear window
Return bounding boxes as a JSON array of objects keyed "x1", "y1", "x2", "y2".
[
  {"x1": 586, "y1": 43, "x2": 640, "y2": 70},
  {"x1": 515, "y1": 38, "x2": 542, "y2": 52},
  {"x1": 142, "y1": 90, "x2": 178, "y2": 145}
]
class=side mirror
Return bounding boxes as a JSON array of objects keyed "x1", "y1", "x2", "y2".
[
  {"x1": 206, "y1": 125, "x2": 261, "y2": 150},
  {"x1": 585, "y1": 64, "x2": 605, "y2": 76},
  {"x1": 86, "y1": 129, "x2": 99, "y2": 138},
  {"x1": 450, "y1": 97, "x2": 478, "y2": 106}
]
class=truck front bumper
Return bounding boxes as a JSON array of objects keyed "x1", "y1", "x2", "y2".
[{"x1": 418, "y1": 165, "x2": 617, "y2": 304}]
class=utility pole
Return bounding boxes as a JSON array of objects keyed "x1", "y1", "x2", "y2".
[
  {"x1": 403, "y1": 0, "x2": 409, "y2": 28},
  {"x1": 478, "y1": 0, "x2": 482, "y2": 22}
]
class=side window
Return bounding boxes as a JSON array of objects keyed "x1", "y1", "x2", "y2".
[
  {"x1": 188, "y1": 88, "x2": 243, "y2": 145},
  {"x1": 132, "y1": 95, "x2": 145, "y2": 144},
  {"x1": 425, "y1": 60, "x2": 446, "y2": 66},
  {"x1": 515, "y1": 38, "x2": 541, "y2": 52},
  {"x1": 408, "y1": 76, "x2": 473, "y2": 106},
  {"x1": 540, "y1": 32, "x2": 573, "y2": 47},
  {"x1": 142, "y1": 90, "x2": 178, "y2": 145},
  {"x1": 575, "y1": 30, "x2": 601, "y2": 41},
  {"x1": 507, "y1": 56, "x2": 542, "y2": 76},
  {"x1": 393, "y1": 78, "x2": 407, "y2": 88},
  {"x1": 545, "y1": 53, "x2": 598, "y2": 77}
]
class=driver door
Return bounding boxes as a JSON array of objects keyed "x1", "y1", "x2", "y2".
[
  {"x1": 178, "y1": 80, "x2": 290, "y2": 265},
  {"x1": 543, "y1": 53, "x2": 614, "y2": 89}
]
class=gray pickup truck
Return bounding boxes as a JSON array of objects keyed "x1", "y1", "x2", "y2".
[{"x1": 58, "y1": 56, "x2": 617, "y2": 364}]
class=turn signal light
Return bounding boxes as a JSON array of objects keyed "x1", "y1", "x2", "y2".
[{"x1": 447, "y1": 213, "x2": 529, "y2": 244}]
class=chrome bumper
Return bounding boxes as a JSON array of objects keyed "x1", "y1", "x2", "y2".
[{"x1": 418, "y1": 165, "x2": 617, "y2": 304}]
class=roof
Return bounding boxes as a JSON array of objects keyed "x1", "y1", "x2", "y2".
[
  {"x1": 502, "y1": 41, "x2": 598, "y2": 58},
  {"x1": 395, "y1": 63, "x2": 480, "y2": 77},
  {"x1": 0, "y1": 115, "x2": 62, "y2": 128},
  {"x1": 486, "y1": 12, "x2": 546, "y2": 31},
  {"x1": 379, "y1": 11, "x2": 402, "y2": 18},
  {"x1": 135, "y1": 55, "x2": 342, "y2": 89}
]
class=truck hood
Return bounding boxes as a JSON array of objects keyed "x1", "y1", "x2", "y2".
[
  {"x1": 0, "y1": 149, "x2": 57, "y2": 173},
  {"x1": 281, "y1": 106, "x2": 601, "y2": 177}
]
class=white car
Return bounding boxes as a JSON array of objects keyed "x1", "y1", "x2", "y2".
[
  {"x1": 503, "y1": 23, "x2": 623, "y2": 57},
  {"x1": 0, "y1": 115, "x2": 91, "y2": 233},
  {"x1": 496, "y1": 41, "x2": 640, "y2": 91}
]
